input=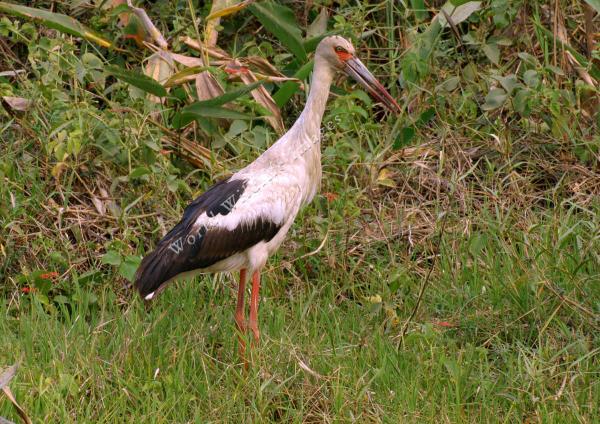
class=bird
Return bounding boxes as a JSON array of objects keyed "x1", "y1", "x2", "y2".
[{"x1": 134, "y1": 35, "x2": 400, "y2": 357}]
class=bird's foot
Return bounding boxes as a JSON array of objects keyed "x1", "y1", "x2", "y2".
[{"x1": 249, "y1": 322, "x2": 260, "y2": 347}]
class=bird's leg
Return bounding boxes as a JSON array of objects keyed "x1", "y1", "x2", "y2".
[
  {"x1": 235, "y1": 269, "x2": 247, "y2": 360},
  {"x1": 248, "y1": 270, "x2": 261, "y2": 345}
]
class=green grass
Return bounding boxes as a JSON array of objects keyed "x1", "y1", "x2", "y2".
[
  {"x1": 2, "y1": 205, "x2": 598, "y2": 422},
  {"x1": 1, "y1": 0, "x2": 599, "y2": 422}
]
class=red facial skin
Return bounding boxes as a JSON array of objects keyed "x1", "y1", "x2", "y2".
[{"x1": 336, "y1": 50, "x2": 353, "y2": 62}]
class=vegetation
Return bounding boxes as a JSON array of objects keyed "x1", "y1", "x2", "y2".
[{"x1": 1, "y1": 0, "x2": 599, "y2": 422}]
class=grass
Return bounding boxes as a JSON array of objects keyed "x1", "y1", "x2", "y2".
[
  {"x1": 1, "y1": 207, "x2": 598, "y2": 422},
  {"x1": 1, "y1": 0, "x2": 599, "y2": 422}
]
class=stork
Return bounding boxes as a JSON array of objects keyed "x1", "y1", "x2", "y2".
[{"x1": 134, "y1": 36, "x2": 400, "y2": 358}]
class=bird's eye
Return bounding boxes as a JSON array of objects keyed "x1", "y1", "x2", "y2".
[{"x1": 335, "y1": 46, "x2": 347, "y2": 53}]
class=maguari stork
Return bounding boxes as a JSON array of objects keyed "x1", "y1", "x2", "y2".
[{"x1": 135, "y1": 36, "x2": 400, "y2": 357}]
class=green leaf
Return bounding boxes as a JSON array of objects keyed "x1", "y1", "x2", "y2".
[
  {"x1": 401, "y1": 51, "x2": 429, "y2": 84},
  {"x1": 32, "y1": 271, "x2": 52, "y2": 294},
  {"x1": 523, "y1": 70, "x2": 539, "y2": 88},
  {"x1": 417, "y1": 107, "x2": 436, "y2": 126},
  {"x1": 172, "y1": 81, "x2": 266, "y2": 129},
  {"x1": 106, "y1": 65, "x2": 167, "y2": 97},
  {"x1": 517, "y1": 52, "x2": 539, "y2": 66},
  {"x1": 119, "y1": 255, "x2": 141, "y2": 282},
  {"x1": 482, "y1": 88, "x2": 507, "y2": 111},
  {"x1": 494, "y1": 74, "x2": 520, "y2": 95},
  {"x1": 196, "y1": 81, "x2": 265, "y2": 107},
  {"x1": 129, "y1": 167, "x2": 150, "y2": 179},
  {"x1": 584, "y1": 0, "x2": 600, "y2": 14},
  {"x1": 393, "y1": 126, "x2": 416, "y2": 149},
  {"x1": 469, "y1": 232, "x2": 487, "y2": 257},
  {"x1": 513, "y1": 89, "x2": 531, "y2": 116},
  {"x1": 437, "y1": 76, "x2": 460, "y2": 92},
  {"x1": 438, "y1": 1, "x2": 481, "y2": 27},
  {"x1": 0, "y1": 1, "x2": 113, "y2": 48},
  {"x1": 411, "y1": 0, "x2": 429, "y2": 22},
  {"x1": 101, "y1": 250, "x2": 122, "y2": 266},
  {"x1": 175, "y1": 103, "x2": 253, "y2": 129},
  {"x1": 273, "y1": 60, "x2": 314, "y2": 107},
  {"x1": 482, "y1": 43, "x2": 500, "y2": 65},
  {"x1": 182, "y1": 105, "x2": 252, "y2": 120},
  {"x1": 249, "y1": 1, "x2": 306, "y2": 61}
]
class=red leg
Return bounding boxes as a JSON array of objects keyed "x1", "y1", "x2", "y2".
[
  {"x1": 249, "y1": 270, "x2": 261, "y2": 345},
  {"x1": 235, "y1": 269, "x2": 247, "y2": 360}
]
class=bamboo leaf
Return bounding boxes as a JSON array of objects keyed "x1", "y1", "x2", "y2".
[
  {"x1": 175, "y1": 105, "x2": 252, "y2": 129},
  {"x1": 273, "y1": 60, "x2": 314, "y2": 107},
  {"x1": 176, "y1": 83, "x2": 265, "y2": 128},
  {"x1": 193, "y1": 81, "x2": 265, "y2": 107},
  {"x1": 107, "y1": 65, "x2": 167, "y2": 97},
  {"x1": 164, "y1": 65, "x2": 211, "y2": 88},
  {"x1": 0, "y1": 2, "x2": 113, "y2": 48},
  {"x1": 248, "y1": 1, "x2": 306, "y2": 61}
]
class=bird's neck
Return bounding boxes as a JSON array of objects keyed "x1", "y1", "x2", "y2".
[
  {"x1": 292, "y1": 57, "x2": 334, "y2": 140},
  {"x1": 258, "y1": 57, "x2": 333, "y2": 174},
  {"x1": 269, "y1": 57, "x2": 333, "y2": 156}
]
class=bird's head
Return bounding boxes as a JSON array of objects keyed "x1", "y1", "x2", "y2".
[{"x1": 316, "y1": 35, "x2": 401, "y2": 114}]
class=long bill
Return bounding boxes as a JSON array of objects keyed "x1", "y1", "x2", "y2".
[{"x1": 344, "y1": 57, "x2": 401, "y2": 114}]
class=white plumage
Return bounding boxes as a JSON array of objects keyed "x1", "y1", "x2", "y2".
[{"x1": 134, "y1": 35, "x2": 400, "y2": 355}]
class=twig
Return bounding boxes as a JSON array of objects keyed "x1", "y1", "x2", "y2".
[
  {"x1": 582, "y1": 3, "x2": 595, "y2": 59},
  {"x1": 396, "y1": 208, "x2": 449, "y2": 348},
  {"x1": 126, "y1": 0, "x2": 168, "y2": 49}
]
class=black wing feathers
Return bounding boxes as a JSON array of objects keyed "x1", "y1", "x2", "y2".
[{"x1": 134, "y1": 178, "x2": 281, "y2": 298}]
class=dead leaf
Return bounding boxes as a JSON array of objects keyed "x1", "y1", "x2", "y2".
[
  {"x1": 323, "y1": 192, "x2": 338, "y2": 202},
  {"x1": 0, "y1": 70, "x2": 25, "y2": 77},
  {"x1": 554, "y1": 9, "x2": 596, "y2": 87},
  {"x1": 0, "y1": 364, "x2": 16, "y2": 390},
  {"x1": 242, "y1": 56, "x2": 285, "y2": 77},
  {"x1": 196, "y1": 72, "x2": 225, "y2": 101},
  {"x1": 434, "y1": 321, "x2": 457, "y2": 328},
  {"x1": 297, "y1": 359, "x2": 324, "y2": 379},
  {"x1": 144, "y1": 51, "x2": 174, "y2": 104},
  {"x1": 228, "y1": 60, "x2": 284, "y2": 134},
  {"x1": 1, "y1": 96, "x2": 31, "y2": 112},
  {"x1": 181, "y1": 37, "x2": 230, "y2": 60},
  {"x1": 0, "y1": 364, "x2": 31, "y2": 424},
  {"x1": 97, "y1": 187, "x2": 121, "y2": 218},
  {"x1": 90, "y1": 189, "x2": 106, "y2": 216},
  {"x1": 205, "y1": 0, "x2": 240, "y2": 48},
  {"x1": 206, "y1": 0, "x2": 256, "y2": 20},
  {"x1": 169, "y1": 52, "x2": 205, "y2": 68},
  {"x1": 1, "y1": 387, "x2": 31, "y2": 424},
  {"x1": 306, "y1": 7, "x2": 328, "y2": 38},
  {"x1": 51, "y1": 162, "x2": 67, "y2": 179},
  {"x1": 377, "y1": 168, "x2": 396, "y2": 188}
]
